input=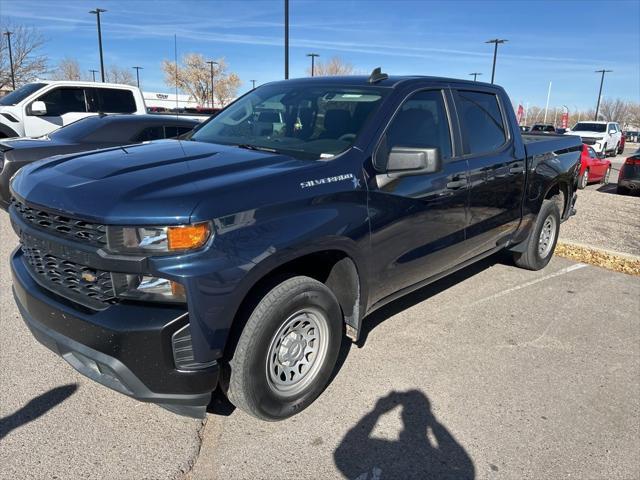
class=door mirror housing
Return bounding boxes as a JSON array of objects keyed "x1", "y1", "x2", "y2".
[
  {"x1": 30, "y1": 101, "x2": 47, "y2": 116},
  {"x1": 609, "y1": 129, "x2": 616, "y2": 134},
  {"x1": 386, "y1": 146, "x2": 441, "y2": 176}
]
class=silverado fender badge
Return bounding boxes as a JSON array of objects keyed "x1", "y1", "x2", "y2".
[{"x1": 300, "y1": 173, "x2": 361, "y2": 190}]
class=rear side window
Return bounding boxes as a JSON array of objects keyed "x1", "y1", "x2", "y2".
[
  {"x1": 95, "y1": 89, "x2": 136, "y2": 113},
  {"x1": 35, "y1": 87, "x2": 87, "y2": 116},
  {"x1": 457, "y1": 90, "x2": 507, "y2": 155},
  {"x1": 134, "y1": 126, "x2": 165, "y2": 142},
  {"x1": 375, "y1": 89, "x2": 452, "y2": 170}
]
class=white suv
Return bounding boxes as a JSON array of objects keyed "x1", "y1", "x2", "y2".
[
  {"x1": 0, "y1": 81, "x2": 147, "y2": 138},
  {"x1": 566, "y1": 121, "x2": 622, "y2": 156}
]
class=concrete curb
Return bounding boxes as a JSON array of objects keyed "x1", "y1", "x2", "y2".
[{"x1": 555, "y1": 240, "x2": 640, "y2": 276}]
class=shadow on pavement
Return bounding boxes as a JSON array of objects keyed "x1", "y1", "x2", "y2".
[
  {"x1": 334, "y1": 389, "x2": 475, "y2": 479},
  {"x1": 0, "y1": 384, "x2": 78, "y2": 440},
  {"x1": 357, "y1": 252, "x2": 504, "y2": 347}
]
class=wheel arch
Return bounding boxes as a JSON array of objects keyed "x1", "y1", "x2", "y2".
[{"x1": 224, "y1": 246, "x2": 366, "y2": 359}]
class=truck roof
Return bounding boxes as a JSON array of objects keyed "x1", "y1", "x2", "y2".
[
  {"x1": 36, "y1": 80, "x2": 140, "y2": 89},
  {"x1": 275, "y1": 74, "x2": 498, "y2": 89}
]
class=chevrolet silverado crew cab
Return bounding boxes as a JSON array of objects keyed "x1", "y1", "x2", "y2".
[
  {"x1": 566, "y1": 120, "x2": 622, "y2": 157},
  {"x1": 0, "y1": 81, "x2": 147, "y2": 138},
  {"x1": 9, "y1": 71, "x2": 582, "y2": 420}
]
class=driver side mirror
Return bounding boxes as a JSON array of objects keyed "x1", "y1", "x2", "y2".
[
  {"x1": 30, "y1": 101, "x2": 47, "y2": 116},
  {"x1": 609, "y1": 129, "x2": 616, "y2": 134},
  {"x1": 386, "y1": 146, "x2": 441, "y2": 176}
]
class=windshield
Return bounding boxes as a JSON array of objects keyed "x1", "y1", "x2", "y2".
[
  {"x1": 0, "y1": 83, "x2": 46, "y2": 106},
  {"x1": 573, "y1": 122, "x2": 606, "y2": 133},
  {"x1": 191, "y1": 83, "x2": 388, "y2": 160}
]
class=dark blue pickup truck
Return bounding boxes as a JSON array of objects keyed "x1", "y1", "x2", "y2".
[{"x1": 9, "y1": 71, "x2": 582, "y2": 420}]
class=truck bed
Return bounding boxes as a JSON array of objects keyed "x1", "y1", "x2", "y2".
[{"x1": 522, "y1": 133, "x2": 582, "y2": 157}]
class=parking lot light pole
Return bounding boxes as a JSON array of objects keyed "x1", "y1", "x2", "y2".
[
  {"x1": 284, "y1": 0, "x2": 289, "y2": 79},
  {"x1": 250, "y1": 79, "x2": 256, "y2": 89},
  {"x1": 206, "y1": 60, "x2": 218, "y2": 108},
  {"x1": 594, "y1": 69, "x2": 612, "y2": 120},
  {"x1": 132, "y1": 66, "x2": 143, "y2": 88},
  {"x1": 469, "y1": 72, "x2": 482, "y2": 82},
  {"x1": 89, "y1": 69, "x2": 98, "y2": 82},
  {"x1": 3, "y1": 31, "x2": 15, "y2": 90},
  {"x1": 485, "y1": 38, "x2": 507, "y2": 84},
  {"x1": 306, "y1": 53, "x2": 319, "y2": 76},
  {"x1": 89, "y1": 8, "x2": 107, "y2": 82}
]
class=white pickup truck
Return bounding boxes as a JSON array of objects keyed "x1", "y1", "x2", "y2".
[
  {"x1": 0, "y1": 81, "x2": 209, "y2": 139},
  {"x1": 565, "y1": 121, "x2": 623, "y2": 157}
]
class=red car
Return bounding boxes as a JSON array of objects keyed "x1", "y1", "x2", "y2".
[
  {"x1": 578, "y1": 144, "x2": 611, "y2": 189},
  {"x1": 618, "y1": 133, "x2": 626, "y2": 154}
]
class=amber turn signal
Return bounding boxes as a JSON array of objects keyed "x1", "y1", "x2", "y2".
[{"x1": 167, "y1": 223, "x2": 211, "y2": 251}]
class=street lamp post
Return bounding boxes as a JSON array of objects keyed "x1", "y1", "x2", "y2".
[
  {"x1": 132, "y1": 66, "x2": 143, "y2": 88},
  {"x1": 206, "y1": 60, "x2": 219, "y2": 108},
  {"x1": 469, "y1": 72, "x2": 482, "y2": 82},
  {"x1": 485, "y1": 38, "x2": 507, "y2": 84},
  {"x1": 306, "y1": 53, "x2": 319, "y2": 76},
  {"x1": 89, "y1": 8, "x2": 107, "y2": 82},
  {"x1": 284, "y1": 0, "x2": 289, "y2": 79},
  {"x1": 89, "y1": 69, "x2": 98, "y2": 82},
  {"x1": 3, "y1": 31, "x2": 15, "y2": 90},
  {"x1": 594, "y1": 69, "x2": 612, "y2": 120}
]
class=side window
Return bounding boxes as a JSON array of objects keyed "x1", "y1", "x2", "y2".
[
  {"x1": 375, "y1": 89, "x2": 452, "y2": 170},
  {"x1": 163, "y1": 125, "x2": 193, "y2": 138},
  {"x1": 457, "y1": 90, "x2": 507, "y2": 155},
  {"x1": 134, "y1": 126, "x2": 165, "y2": 142},
  {"x1": 96, "y1": 89, "x2": 136, "y2": 113},
  {"x1": 35, "y1": 88, "x2": 87, "y2": 116},
  {"x1": 588, "y1": 147, "x2": 596, "y2": 159}
]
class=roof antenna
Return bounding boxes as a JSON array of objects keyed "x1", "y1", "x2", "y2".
[{"x1": 368, "y1": 67, "x2": 388, "y2": 84}]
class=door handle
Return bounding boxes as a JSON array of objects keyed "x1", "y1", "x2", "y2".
[
  {"x1": 509, "y1": 166, "x2": 524, "y2": 174},
  {"x1": 446, "y1": 178, "x2": 467, "y2": 190}
]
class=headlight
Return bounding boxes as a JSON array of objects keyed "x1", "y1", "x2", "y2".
[
  {"x1": 112, "y1": 273, "x2": 186, "y2": 303},
  {"x1": 107, "y1": 222, "x2": 212, "y2": 254}
]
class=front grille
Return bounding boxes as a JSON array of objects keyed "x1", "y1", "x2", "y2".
[
  {"x1": 13, "y1": 199, "x2": 107, "y2": 247},
  {"x1": 21, "y1": 244, "x2": 116, "y2": 310},
  {"x1": 581, "y1": 137, "x2": 598, "y2": 145}
]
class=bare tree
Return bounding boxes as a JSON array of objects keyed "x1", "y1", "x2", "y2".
[
  {"x1": 0, "y1": 23, "x2": 47, "y2": 89},
  {"x1": 105, "y1": 65, "x2": 135, "y2": 85},
  {"x1": 51, "y1": 57, "x2": 82, "y2": 81},
  {"x1": 162, "y1": 54, "x2": 240, "y2": 107},
  {"x1": 598, "y1": 98, "x2": 631, "y2": 123},
  {"x1": 626, "y1": 103, "x2": 640, "y2": 129},
  {"x1": 307, "y1": 56, "x2": 354, "y2": 76}
]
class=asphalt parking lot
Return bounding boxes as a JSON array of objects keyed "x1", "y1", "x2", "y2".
[{"x1": 1, "y1": 206, "x2": 638, "y2": 479}]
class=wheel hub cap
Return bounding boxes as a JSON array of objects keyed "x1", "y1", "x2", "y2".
[
  {"x1": 266, "y1": 308, "x2": 329, "y2": 396},
  {"x1": 538, "y1": 214, "x2": 556, "y2": 258}
]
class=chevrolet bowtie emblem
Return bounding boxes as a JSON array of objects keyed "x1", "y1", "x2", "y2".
[{"x1": 81, "y1": 271, "x2": 97, "y2": 283}]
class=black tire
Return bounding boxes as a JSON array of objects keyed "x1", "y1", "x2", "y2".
[
  {"x1": 616, "y1": 185, "x2": 629, "y2": 195},
  {"x1": 578, "y1": 168, "x2": 589, "y2": 189},
  {"x1": 225, "y1": 276, "x2": 342, "y2": 421},
  {"x1": 513, "y1": 199, "x2": 561, "y2": 271}
]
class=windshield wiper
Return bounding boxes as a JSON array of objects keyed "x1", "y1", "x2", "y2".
[{"x1": 236, "y1": 144, "x2": 279, "y2": 153}]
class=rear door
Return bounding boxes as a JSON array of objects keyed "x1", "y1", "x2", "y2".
[
  {"x1": 367, "y1": 88, "x2": 469, "y2": 302},
  {"x1": 453, "y1": 88, "x2": 526, "y2": 258}
]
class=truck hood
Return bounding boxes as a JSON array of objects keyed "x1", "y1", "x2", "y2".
[
  {"x1": 11, "y1": 139, "x2": 312, "y2": 225},
  {"x1": 566, "y1": 130, "x2": 606, "y2": 138}
]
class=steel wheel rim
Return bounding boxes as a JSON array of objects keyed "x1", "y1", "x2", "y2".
[
  {"x1": 266, "y1": 307, "x2": 330, "y2": 397},
  {"x1": 538, "y1": 214, "x2": 557, "y2": 258}
]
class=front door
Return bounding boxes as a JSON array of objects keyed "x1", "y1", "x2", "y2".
[
  {"x1": 24, "y1": 87, "x2": 93, "y2": 137},
  {"x1": 367, "y1": 88, "x2": 469, "y2": 303}
]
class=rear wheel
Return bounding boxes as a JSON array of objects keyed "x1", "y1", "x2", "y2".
[
  {"x1": 513, "y1": 198, "x2": 560, "y2": 271},
  {"x1": 225, "y1": 276, "x2": 342, "y2": 421},
  {"x1": 601, "y1": 166, "x2": 611, "y2": 184},
  {"x1": 617, "y1": 185, "x2": 629, "y2": 195},
  {"x1": 578, "y1": 168, "x2": 589, "y2": 189},
  {"x1": 611, "y1": 143, "x2": 619, "y2": 157}
]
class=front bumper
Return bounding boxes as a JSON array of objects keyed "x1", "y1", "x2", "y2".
[{"x1": 11, "y1": 248, "x2": 219, "y2": 418}]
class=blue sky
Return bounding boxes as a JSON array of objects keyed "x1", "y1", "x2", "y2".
[{"x1": 2, "y1": 0, "x2": 639, "y2": 110}]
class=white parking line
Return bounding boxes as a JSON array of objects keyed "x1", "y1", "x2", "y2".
[{"x1": 465, "y1": 263, "x2": 587, "y2": 308}]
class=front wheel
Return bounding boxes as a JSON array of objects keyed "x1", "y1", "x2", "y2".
[
  {"x1": 225, "y1": 276, "x2": 343, "y2": 421},
  {"x1": 513, "y1": 198, "x2": 561, "y2": 271}
]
